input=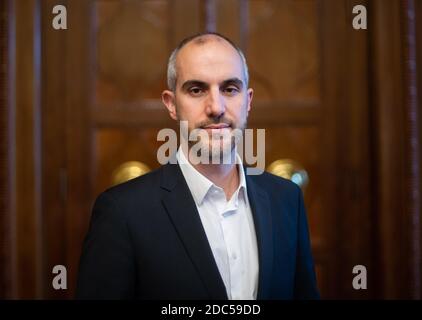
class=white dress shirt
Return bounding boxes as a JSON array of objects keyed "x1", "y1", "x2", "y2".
[{"x1": 177, "y1": 147, "x2": 259, "y2": 300}]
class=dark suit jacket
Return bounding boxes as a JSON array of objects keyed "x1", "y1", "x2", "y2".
[{"x1": 76, "y1": 162, "x2": 320, "y2": 299}]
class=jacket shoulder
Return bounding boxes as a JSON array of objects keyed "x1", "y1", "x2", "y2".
[
  {"x1": 249, "y1": 170, "x2": 301, "y2": 195},
  {"x1": 248, "y1": 170, "x2": 303, "y2": 213},
  {"x1": 96, "y1": 165, "x2": 164, "y2": 208}
]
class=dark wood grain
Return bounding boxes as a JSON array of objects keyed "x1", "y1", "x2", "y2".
[
  {"x1": 0, "y1": 0, "x2": 11, "y2": 300},
  {"x1": 3, "y1": 0, "x2": 421, "y2": 299}
]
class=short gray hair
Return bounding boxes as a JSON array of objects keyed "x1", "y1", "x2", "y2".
[{"x1": 166, "y1": 32, "x2": 249, "y2": 92}]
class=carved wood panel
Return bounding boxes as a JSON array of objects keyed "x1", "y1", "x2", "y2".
[
  {"x1": 38, "y1": 0, "x2": 378, "y2": 299},
  {"x1": 0, "y1": 0, "x2": 409, "y2": 300}
]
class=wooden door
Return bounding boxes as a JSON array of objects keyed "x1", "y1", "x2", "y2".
[{"x1": 40, "y1": 0, "x2": 374, "y2": 299}]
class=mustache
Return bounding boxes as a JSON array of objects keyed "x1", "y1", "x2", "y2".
[{"x1": 196, "y1": 117, "x2": 233, "y2": 129}]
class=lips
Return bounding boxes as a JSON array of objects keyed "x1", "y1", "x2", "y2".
[{"x1": 202, "y1": 124, "x2": 230, "y2": 129}]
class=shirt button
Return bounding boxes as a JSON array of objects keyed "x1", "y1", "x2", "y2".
[{"x1": 232, "y1": 252, "x2": 237, "y2": 260}]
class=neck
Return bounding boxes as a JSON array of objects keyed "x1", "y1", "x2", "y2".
[
  {"x1": 195, "y1": 162, "x2": 239, "y2": 201},
  {"x1": 183, "y1": 147, "x2": 240, "y2": 200}
]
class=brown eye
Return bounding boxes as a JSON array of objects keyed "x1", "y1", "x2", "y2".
[
  {"x1": 223, "y1": 86, "x2": 239, "y2": 95},
  {"x1": 189, "y1": 87, "x2": 203, "y2": 96}
]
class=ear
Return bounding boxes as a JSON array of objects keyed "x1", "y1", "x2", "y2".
[
  {"x1": 246, "y1": 88, "x2": 253, "y2": 115},
  {"x1": 162, "y1": 90, "x2": 178, "y2": 121}
]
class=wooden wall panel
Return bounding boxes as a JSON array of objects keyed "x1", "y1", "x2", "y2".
[
  {"x1": 370, "y1": 0, "x2": 411, "y2": 299},
  {"x1": 4, "y1": 0, "x2": 420, "y2": 300},
  {"x1": 41, "y1": 0, "x2": 69, "y2": 300},
  {"x1": 318, "y1": 0, "x2": 372, "y2": 299},
  {"x1": 418, "y1": 0, "x2": 422, "y2": 298},
  {"x1": 257, "y1": 126, "x2": 322, "y2": 240},
  {"x1": 87, "y1": 0, "x2": 368, "y2": 299},
  {"x1": 0, "y1": 0, "x2": 11, "y2": 300},
  {"x1": 8, "y1": 0, "x2": 43, "y2": 299},
  {"x1": 247, "y1": 0, "x2": 320, "y2": 103},
  {"x1": 96, "y1": 0, "x2": 170, "y2": 104},
  {"x1": 401, "y1": 0, "x2": 421, "y2": 299},
  {"x1": 62, "y1": 0, "x2": 95, "y2": 297},
  {"x1": 94, "y1": 128, "x2": 170, "y2": 196},
  {"x1": 369, "y1": 0, "x2": 422, "y2": 299},
  {"x1": 215, "y1": 0, "x2": 242, "y2": 44}
]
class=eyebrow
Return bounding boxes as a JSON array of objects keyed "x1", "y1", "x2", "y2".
[
  {"x1": 181, "y1": 77, "x2": 244, "y2": 92},
  {"x1": 221, "y1": 78, "x2": 244, "y2": 89},
  {"x1": 181, "y1": 80, "x2": 207, "y2": 92}
]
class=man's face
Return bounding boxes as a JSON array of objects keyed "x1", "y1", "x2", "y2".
[{"x1": 162, "y1": 38, "x2": 253, "y2": 160}]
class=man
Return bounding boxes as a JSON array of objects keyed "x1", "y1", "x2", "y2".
[{"x1": 76, "y1": 32, "x2": 319, "y2": 300}]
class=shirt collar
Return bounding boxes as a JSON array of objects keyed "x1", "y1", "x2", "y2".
[{"x1": 176, "y1": 146, "x2": 248, "y2": 207}]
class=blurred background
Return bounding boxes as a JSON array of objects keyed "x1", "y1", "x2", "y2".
[{"x1": 1, "y1": 0, "x2": 422, "y2": 299}]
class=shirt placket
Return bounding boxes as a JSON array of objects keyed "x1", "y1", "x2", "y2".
[{"x1": 220, "y1": 192, "x2": 244, "y2": 300}]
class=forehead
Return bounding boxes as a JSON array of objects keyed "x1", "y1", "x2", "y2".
[{"x1": 175, "y1": 38, "x2": 244, "y2": 85}]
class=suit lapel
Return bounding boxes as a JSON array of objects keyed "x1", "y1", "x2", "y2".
[
  {"x1": 246, "y1": 175, "x2": 274, "y2": 300},
  {"x1": 160, "y1": 163, "x2": 228, "y2": 300}
]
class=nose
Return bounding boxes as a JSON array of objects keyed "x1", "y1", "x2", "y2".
[{"x1": 205, "y1": 87, "x2": 225, "y2": 118}]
